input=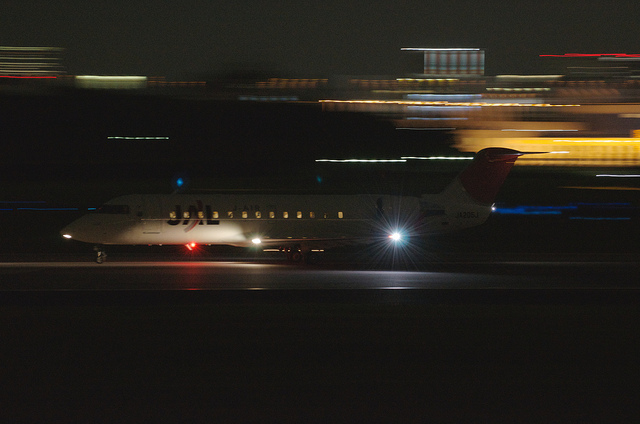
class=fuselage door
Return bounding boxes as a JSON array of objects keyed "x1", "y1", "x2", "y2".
[{"x1": 141, "y1": 195, "x2": 162, "y2": 234}]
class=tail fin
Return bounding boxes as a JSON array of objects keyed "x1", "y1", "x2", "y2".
[
  {"x1": 456, "y1": 147, "x2": 524, "y2": 205},
  {"x1": 419, "y1": 148, "x2": 526, "y2": 233}
]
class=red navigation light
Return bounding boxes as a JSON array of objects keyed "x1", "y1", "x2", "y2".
[{"x1": 186, "y1": 242, "x2": 197, "y2": 251}]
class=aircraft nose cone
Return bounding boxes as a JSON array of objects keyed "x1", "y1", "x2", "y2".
[
  {"x1": 60, "y1": 225, "x2": 73, "y2": 239},
  {"x1": 60, "y1": 219, "x2": 84, "y2": 240}
]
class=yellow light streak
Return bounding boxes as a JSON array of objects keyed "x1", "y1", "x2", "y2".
[{"x1": 319, "y1": 100, "x2": 580, "y2": 107}]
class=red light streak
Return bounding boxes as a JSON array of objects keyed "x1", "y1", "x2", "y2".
[{"x1": 540, "y1": 53, "x2": 640, "y2": 58}]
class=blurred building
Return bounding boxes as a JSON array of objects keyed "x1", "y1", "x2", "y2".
[
  {"x1": 540, "y1": 53, "x2": 640, "y2": 79},
  {"x1": 0, "y1": 46, "x2": 64, "y2": 76},
  {"x1": 5, "y1": 46, "x2": 640, "y2": 166},
  {"x1": 401, "y1": 48, "x2": 485, "y2": 77},
  {"x1": 75, "y1": 75, "x2": 147, "y2": 90}
]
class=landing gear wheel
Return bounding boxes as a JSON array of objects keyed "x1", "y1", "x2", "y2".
[{"x1": 94, "y1": 246, "x2": 107, "y2": 264}]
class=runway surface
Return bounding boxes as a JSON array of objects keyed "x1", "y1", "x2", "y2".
[
  {"x1": 2, "y1": 258, "x2": 640, "y2": 292},
  {"x1": 4, "y1": 259, "x2": 640, "y2": 422}
]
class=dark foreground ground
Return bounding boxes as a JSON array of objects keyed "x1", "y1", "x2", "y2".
[{"x1": 3, "y1": 285, "x2": 640, "y2": 423}]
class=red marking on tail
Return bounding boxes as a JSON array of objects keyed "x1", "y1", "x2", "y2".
[{"x1": 459, "y1": 148, "x2": 523, "y2": 204}]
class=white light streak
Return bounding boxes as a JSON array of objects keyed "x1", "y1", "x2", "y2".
[
  {"x1": 401, "y1": 156, "x2": 473, "y2": 160},
  {"x1": 486, "y1": 87, "x2": 551, "y2": 91},
  {"x1": 319, "y1": 99, "x2": 579, "y2": 107},
  {"x1": 76, "y1": 75, "x2": 146, "y2": 81},
  {"x1": 401, "y1": 47, "x2": 481, "y2": 51},
  {"x1": 396, "y1": 78, "x2": 459, "y2": 82},
  {"x1": 315, "y1": 159, "x2": 407, "y2": 163}
]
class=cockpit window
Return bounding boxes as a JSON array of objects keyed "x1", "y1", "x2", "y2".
[{"x1": 96, "y1": 204, "x2": 130, "y2": 214}]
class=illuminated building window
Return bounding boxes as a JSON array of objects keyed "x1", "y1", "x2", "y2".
[
  {"x1": 338, "y1": 211, "x2": 344, "y2": 219},
  {"x1": 297, "y1": 211, "x2": 302, "y2": 219},
  {"x1": 242, "y1": 211, "x2": 248, "y2": 219},
  {"x1": 183, "y1": 211, "x2": 190, "y2": 219},
  {"x1": 169, "y1": 211, "x2": 177, "y2": 219},
  {"x1": 269, "y1": 211, "x2": 275, "y2": 219},
  {"x1": 227, "y1": 211, "x2": 233, "y2": 218},
  {"x1": 283, "y1": 211, "x2": 289, "y2": 219},
  {"x1": 256, "y1": 211, "x2": 261, "y2": 218},
  {"x1": 212, "y1": 211, "x2": 219, "y2": 219},
  {"x1": 198, "y1": 211, "x2": 204, "y2": 219},
  {"x1": 310, "y1": 212, "x2": 315, "y2": 218}
]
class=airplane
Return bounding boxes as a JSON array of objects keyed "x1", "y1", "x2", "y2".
[{"x1": 61, "y1": 148, "x2": 528, "y2": 263}]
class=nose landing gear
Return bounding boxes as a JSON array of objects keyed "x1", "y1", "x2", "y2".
[{"x1": 93, "y1": 246, "x2": 107, "y2": 263}]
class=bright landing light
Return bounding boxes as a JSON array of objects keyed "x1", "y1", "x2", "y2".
[
  {"x1": 252, "y1": 238, "x2": 262, "y2": 244},
  {"x1": 62, "y1": 234, "x2": 72, "y2": 239},
  {"x1": 389, "y1": 232, "x2": 402, "y2": 242}
]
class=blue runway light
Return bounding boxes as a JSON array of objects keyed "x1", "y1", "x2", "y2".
[
  {"x1": 492, "y1": 205, "x2": 577, "y2": 215},
  {"x1": 172, "y1": 173, "x2": 190, "y2": 192},
  {"x1": 493, "y1": 202, "x2": 638, "y2": 220}
]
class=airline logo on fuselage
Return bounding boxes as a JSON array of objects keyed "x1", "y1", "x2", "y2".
[{"x1": 167, "y1": 201, "x2": 261, "y2": 232}]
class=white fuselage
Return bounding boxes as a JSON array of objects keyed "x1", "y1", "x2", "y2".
[
  {"x1": 61, "y1": 148, "x2": 527, "y2": 254},
  {"x1": 61, "y1": 191, "x2": 490, "y2": 247}
]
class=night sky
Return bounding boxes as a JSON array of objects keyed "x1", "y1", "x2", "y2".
[{"x1": 2, "y1": 0, "x2": 639, "y2": 77}]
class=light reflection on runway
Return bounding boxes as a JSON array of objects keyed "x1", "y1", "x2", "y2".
[{"x1": 1, "y1": 260, "x2": 639, "y2": 291}]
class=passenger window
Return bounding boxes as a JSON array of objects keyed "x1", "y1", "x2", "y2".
[
  {"x1": 283, "y1": 211, "x2": 289, "y2": 219},
  {"x1": 323, "y1": 213, "x2": 328, "y2": 219},
  {"x1": 213, "y1": 211, "x2": 219, "y2": 219},
  {"x1": 242, "y1": 211, "x2": 248, "y2": 219},
  {"x1": 269, "y1": 211, "x2": 275, "y2": 219},
  {"x1": 256, "y1": 211, "x2": 261, "y2": 218},
  {"x1": 169, "y1": 211, "x2": 177, "y2": 219},
  {"x1": 183, "y1": 211, "x2": 190, "y2": 219},
  {"x1": 227, "y1": 211, "x2": 233, "y2": 218},
  {"x1": 338, "y1": 211, "x2": 344, "y2": 219},
  {"x1": 310, "y1": 212, "x2": 315, "y2": 219},
  {"x1": 198, "y1": 211, "x2": 204, "y2": 219},
  {"x1": 297, "y1": 211, "x2": 302, "y2": 219}
]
